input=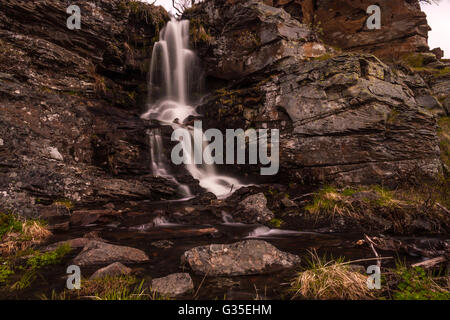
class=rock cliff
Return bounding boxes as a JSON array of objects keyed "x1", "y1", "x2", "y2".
[
  {"x1": 0, "y1": 0, "x2": 177, "y2": 216},
  {"x1": 265, "y1": 0, "x2": 431, "y2": 61},
  {"x1": 186, "y1": 0, "x2": 444, "y2": 186}
]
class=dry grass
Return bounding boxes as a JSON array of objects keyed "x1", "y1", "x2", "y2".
[
  {"x1": 0, "y1": 219, "x2": 51, "y2": 256},
  {"x1": 290, "y1": 251, "x2": 376, "y2": 300},
  {"x1": 43, "y1": 275, "x2": 169, "y2": 300},
  {"x1": 303, "y1": 184, "x2": 449, "y2": 233}
]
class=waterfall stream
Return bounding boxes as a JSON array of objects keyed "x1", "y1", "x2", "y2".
[{"x1": 142, "y1": 19, "x2": 244, "y2": 198}]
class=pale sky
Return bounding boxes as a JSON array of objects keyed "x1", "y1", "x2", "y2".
[
  {"x1": 421, "y1": 0, "x2": 450, "y2": 58},
  {"x1": 146, "y1": 0, "x2": 449, "y2": 58}
]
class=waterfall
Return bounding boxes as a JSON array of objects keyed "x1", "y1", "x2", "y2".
[{"x1": 142, "y1": 19, "x2": 244, "y2": 198}]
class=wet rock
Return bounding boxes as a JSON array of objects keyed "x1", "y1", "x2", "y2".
[
  {"x1": 90, "y1": 262, "x2": 132, "y2": 280},
  {"x1": 151, "y1": 240, "x2": 174, "y2": 249},
  {"x1": 48, "y1": 147, "x2": 63, "y2": 161},
  {"x1": 70, "y1": 209, "x2": 122, "y2": 226},
  {"x1": 73, "y1": 240, "x2": 149, "y2": 266},
  {"x1": 236, "y1": 193, "x2": 274, "y2": 224},
  {"x1": 45, "y1": 237, "x2": 95, "y2": 252},
  {"x1": 181, "y1": 240, "x2": 301, "y2": 276},
  {"x1": 281, "y1": 197, "x2": 298, "y2": 208},
  {"x1": 416, "y1": 95, "x2": 445, "y2": 116},
  {"x1": 38, "y1": 205, "x2": 70, "y2": 218},
  {"x1": 151, "y1": 273, "x2": 194, "y2": 297},
  {"x1": 47, "y1": 221, "x2": 70, "y2": 232}
]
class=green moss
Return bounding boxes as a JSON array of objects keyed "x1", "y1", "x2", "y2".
[
  {"x1": 26, "y1": 243, "x2": 71, "y2": 270},
  {"x1": 53, "y1": 199, "x2": 74, "y2": 210},
  {"x1": 268, "y1": 218, "x2": 284, "y2": 228},
  {"x1": 402, "y1": 53, "x2": 426, "y2": 68},
  {"x1": 0, "y1": 213, "x2": 22, "y2": 238},
  {"x1": 0, "y1": 264, "x2": 14, "y2": 285},
  {"x1": 372, "y1": 185, "x2": 394, "y2": 206},
  {"x1": 341, "y1": 187, "x2": 357, "y2": 197},
  {"x1": 305, "y1": 186, "x2": 340, "y2": 214},
  {"x1": 189, "y1": 18, "x2": 214, "y2": 46},
  {"x1": 386, "y1": 108, "x2": 399, "y2": 124},
  {"x1": 392, "y1": 263, "x2": 450, "y2": 300},
  {"x1": 433, "y1": 67, "x2": 450, "y2": 78},
  {"x1": 46, "y1": 275, "x2": 171, "y2": 300}
]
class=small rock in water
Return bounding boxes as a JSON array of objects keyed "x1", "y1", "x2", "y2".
[
  {"x1": 151, "y1": 273, "x2": 194, "y2": 298},
  {"x1": 281, "y1": 197, "x2": 298, "y2": 208},
  {"x1": 48, "y1": 147, "x2": 63, "y2": 161},
  {"x1": 237, "y1": 193, "x2": 274, "y2": 224},
  {"x1": 90, "y1": 262, "x2": 132, "y2": 280},
  {"x1": 73, "y1": 240, "x2": 149, "y2": 266},
  {"x1": 151, "y1": 240, "x2": 174, "y2": 249},
  {"x1": 181, "y1": 240, "x2": 300, "y2": 276}
]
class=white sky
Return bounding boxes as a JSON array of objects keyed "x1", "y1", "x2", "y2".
[
  {"x1": 146, "y1": 0, "x2": 449, "y2": 58},
  {"x1": 421, "y1": 0, "x2": 450, "y2": 58}
]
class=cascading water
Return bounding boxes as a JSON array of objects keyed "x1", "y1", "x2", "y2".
[{"x1": 142, "y1": 19, "x2": 244, "y2": 198}]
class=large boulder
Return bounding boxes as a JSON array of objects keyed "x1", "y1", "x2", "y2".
[
  {"x1": 73, "y1": 240, "x2": 150, "y2": 266},
  {"x1": 267, "y1": 0, "x2": 431, "y2": 61},
  {"x1": 181, "y1": 240, "x2": 301, "y2": 276}
]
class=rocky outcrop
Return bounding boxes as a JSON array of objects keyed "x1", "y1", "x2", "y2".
[
  {"x1": 189, "y1": 1, "x2": 442, "y2": 186},
  {"x1": 0, "y1": 0, "x2": 182, "y2": 217},
  {"x1": 267, "y1": 0, "x2": 431, "y2": 61},
  {"x1": 181, "y1": 240, "x2": 301, "y2": 276},
  {"x1": 151, "y1": 273, "x2": 194, "y2": 297},
  {"x1": 185, "y1": 0, "x2": 327, "y2": 81}
]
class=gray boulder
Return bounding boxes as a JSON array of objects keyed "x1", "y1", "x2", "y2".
[
  {"x1": 236, "y1": 193, "x2": 274, "y2": 224},
  {"x1": 73, "y1": 240, "x2": 149, "y2": 266},
  {"x1": 151, "y1": 273, "x2": 194, "y2": 298},
  {"x1": 181, "y1": 240, "x2": 300, "y2": 276}
]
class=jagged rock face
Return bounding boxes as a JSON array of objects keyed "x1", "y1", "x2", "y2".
[
  {"x1": 184, "y1": 0, "x2": 327, "y2": 81},
  {"x1": 0, "y1": 0, "x2": 177, "y2": 216},
  {"x1": 203, "y1": 53, "x2": 442, "y2": 185},
  {"x1": 191, "y1": 1, "x2": 441, "y2": 186},
  {"x1": 266, "y1": 0, "x2": 430, "y2": 60}
]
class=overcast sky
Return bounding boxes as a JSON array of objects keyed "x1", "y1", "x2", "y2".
[
  {"x1": 421, "y1": 0, "x2": 450, "y2": 58},
  {"x1": 147, "y1": 0, "x2": 449, "y2": 58}
]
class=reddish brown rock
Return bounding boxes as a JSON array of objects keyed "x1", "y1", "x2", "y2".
[{"x1": 268, "y1": 0, "x2": 431, "y2": 60}]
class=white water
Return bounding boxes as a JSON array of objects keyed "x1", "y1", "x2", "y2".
[
  {"x1": 142, "y1": 19, "x2": 244, "y2": 198},
  {"x1": 245, "y1": 226, "x2": 303, "y2": 238}
]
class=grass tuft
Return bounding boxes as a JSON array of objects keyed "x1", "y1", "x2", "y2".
[{"x1": 290, "y1": 251, "x2": 375, "y2": 300}]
